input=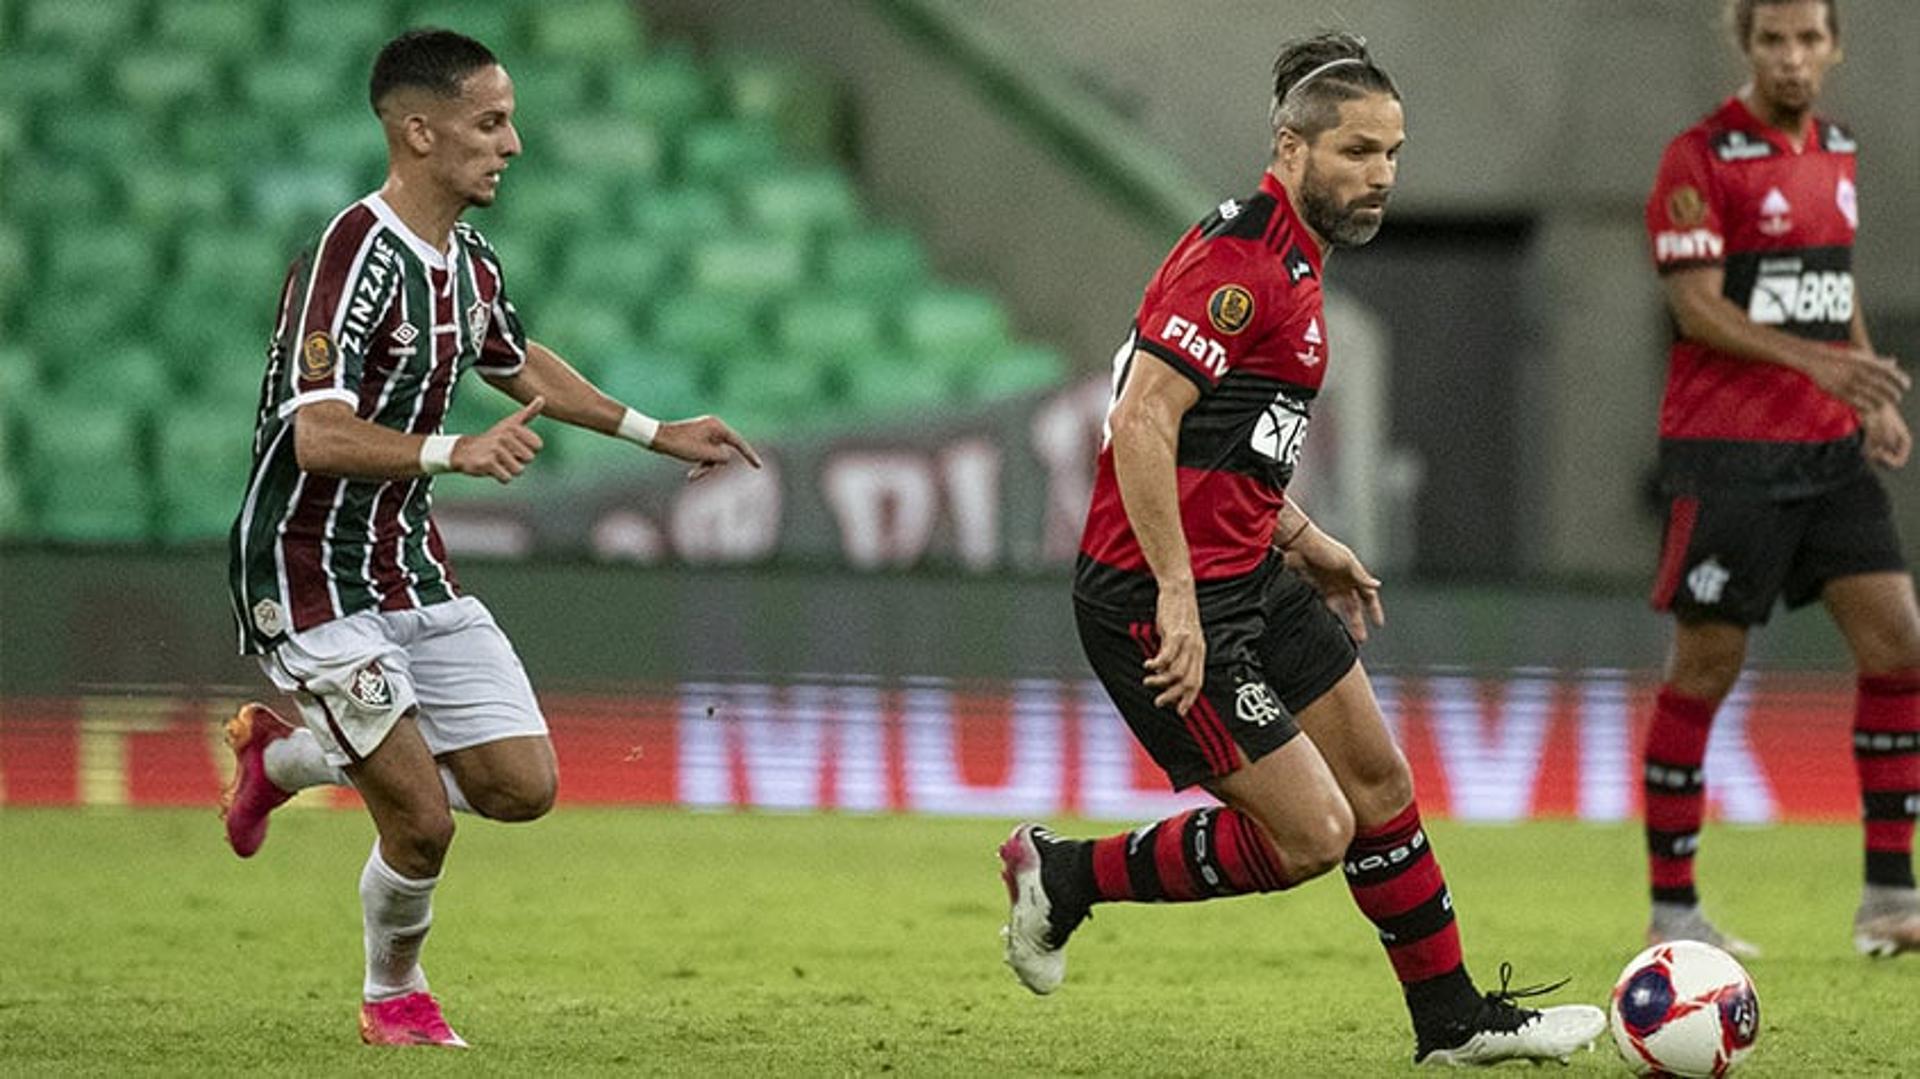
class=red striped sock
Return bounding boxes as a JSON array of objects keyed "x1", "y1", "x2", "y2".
[
  {"x1": 1856, "y1": 671, "x2": 1920, "y2": 889},
  {"x1": 1644, "y1": 686, "x2": 1718, "y2": 906},
  {"x1": 1079, "y1": 806, "x2": 1296, "y2": 903},
  {"x1": 1344, "y1": 802, "x2": 1466, "y2": 989}
]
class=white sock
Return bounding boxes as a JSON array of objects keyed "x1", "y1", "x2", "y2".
[
  {"x1": 439, "y1": 766, "x2": 474, "y2": 815},
  {"x1": 359, "y1": 842, "x2": 436, "y2": 1002},
  {"x1": 262, "y1": 728, "x2": 347, "y2": 791}
]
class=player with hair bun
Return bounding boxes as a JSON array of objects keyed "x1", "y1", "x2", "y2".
[{"x1": 998, "y1": 31, "x2": 1607, "y2": 1066}]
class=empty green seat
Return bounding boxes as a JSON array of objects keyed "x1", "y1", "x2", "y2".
[
  {"x1": 156, "y1": 0, "x2": 271, "y2": 58},
  {"x1": 121, "y1": 165, "x2": 233, "y2": 226},
  {"x1": 521, "y1": 298, "x2": 635, "y2": 376},
  {"x1": 687, "y1": 235, "x2": 806, "y2": 299},
  {"x1": 677, "y1": 121, "x2": 780, "y2": 186},
  {"x1": 741, "y1": 170, "x2": 860, "y2": 237},
  {"x1": 177, "y1": 112, "x2": 286, "y2": 168},
  {"x1": 775, "y1": 295, "x2": 882, "y2": 360},
  {"x1": 488, "y1": 173, "x2": 610, "y2": 251},
  {"x1": 115, "y1": 51, "x2": 221, "y2": 111},
  {"x1": 715, "y1": 355, "x2": 828, "y2": 417},
  {"x1": 5, "y1": 160, "x2": 109, "y2": 221},
  {"x1": 0, "y1": 228, "x2": 26, "y2": 310},
  {"x1": 650, "y1": 292, "x2": 760, "y2": 360},
  {"x1": 153, "y1": 417, "x2": 250, "y2": 542},
  {"x1": 46, "y1": 343, "x2": 173, "y2": 407},
  {"x1": 898, "y1": 290, "x2": 1010, "y2": 361},
  {"x1": 529, "y1": 1, "x2": 644, "y2": 61},
  {"x1": 21, "y1": 291, "x2": 137, "y2": 353},
  {"x1": 543, "y1": 114, "x2": 664, "y2": 183},
  {"x1": 249, "y1": 166, "x2": 360, "y2": 237},
  {"x1": 176, "y1": 231, "x2": 294, "y2": 304},
  {"x1": 296, "y1": 113, "x2": 389, "y2": 187},
  {"x1": 557, "y1": 239, "x2": 672, "y2": 308},
  {"x1": 23, "y1": 398, "x2": 151, "y2": 541},
  {"x1": 715, "y1": 55, "x2": 841, "y2": 160},
  {"x1": 511, "y1": 62, "x2": 598, "y2": 117},
  {"x1": 34, "y1": 108, "x2": 152, "y2": 168},
  {"x1": 48, "y1": 229, "x2": 158, "y2": 292},
  {"x1": 627, "y1": 186, "x2": 729, "y2": 249},
  {"x1": 607, "y1": 50, "x2": 710, "y2": 132},
  {"x1": 840, "y1": 356, "x2": 951, "y2": 415},
  {"x1": 594, "y1": 345, "x2": 708, "y2": 419},
  {"x1": 244, "y1": 56, "x2": 353, "y2": 119},
  {"x1": 283, "y1": 0, "x2": 394, "y2": 64},
  {"x1": 967, "y1": 344, "x2": 1068, "y2": 400},
  {"x1": 824, "y1": 230, "x2": 928, "y2": 296},
  {"x1": 0, "y1": 348, "x2": 43, "y2": 410},
  {"x1": 409, "y1": 2, "x2": 518, "y2": 48},
  {"x1": 23, "y1": 0, "x2": 140, "y2": 50}
]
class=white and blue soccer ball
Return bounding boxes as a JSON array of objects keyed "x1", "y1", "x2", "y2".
[{"x1": 1609, "y1": 940, "x2": 1759, "y2": 1077}]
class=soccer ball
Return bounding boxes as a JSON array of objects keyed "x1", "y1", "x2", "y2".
[{"x1": 1609, "y1": 941, "x2": 1759, "y2": 1077}]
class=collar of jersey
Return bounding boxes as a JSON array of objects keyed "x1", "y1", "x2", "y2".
[
  {"x1": 1258, "y1": 170, "x2": 1323, "y2": 271},
  {"x1": 363, "y1": 193, "x2": 455, "y2": 270},
  {"x1": 1721, "y1": 94, "x2": 1817, "y2": 155}
]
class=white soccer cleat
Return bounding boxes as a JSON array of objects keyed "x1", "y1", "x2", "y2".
[
  {"x1": 1415, "y1": 964, "x2": 1607, "y2": 1067},
  {"x1": 1647, "y1": 901, "x2": 1761, "y2": 959},
  {"x1": 1854, "y1": 885, "x2": 1920, "y2": 958},
  {"x1": 1416, "y1": 1003, "x2": 1608, "y2": 1067},
  {"x1": 998, "y1": 823, "x2": 1082, "y2": 995}
]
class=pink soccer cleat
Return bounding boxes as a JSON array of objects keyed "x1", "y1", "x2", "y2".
[
  {"x1": 219, "y1": 702, "x2": 296, "y2": 858},
  {"x1": 359, "y1": 992, "x2": 468, "y2": 1047}
]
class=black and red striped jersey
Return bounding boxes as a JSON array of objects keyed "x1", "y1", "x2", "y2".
[
  {"x1": 1076, "y1": 171, "x2": 1329, "y2": 612},
  {"x1": 228, "y1": 194, "x2": 528, "y2": 654},
  {"x1": 1646, "y1": 95, "x2": 1863, "y2": 491}
]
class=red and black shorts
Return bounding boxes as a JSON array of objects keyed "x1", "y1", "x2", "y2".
[
  {"x1": 1651, "y1": 467, "x2": 1906, "y2": 626},
  {"x1": 1074, "y1": 559, "x2": 1356, "y2": 791}
]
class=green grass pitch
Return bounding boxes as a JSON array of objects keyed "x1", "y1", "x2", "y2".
[{"x1": 2, "y1": 809, "x2": 1914, "y2": 1075}]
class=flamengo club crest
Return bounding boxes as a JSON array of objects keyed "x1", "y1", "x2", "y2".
[{"x1": 1235, "y1": 680, "x2": 1283, "y2": 727}]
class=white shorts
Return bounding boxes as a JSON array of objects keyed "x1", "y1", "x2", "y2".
[{"x1": 261, "y1": 596, "x2": 548, "y2": 768}]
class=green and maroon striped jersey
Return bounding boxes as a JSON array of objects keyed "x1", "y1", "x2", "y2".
[{"x1": 228, "y1": 194, "x2": 529, "y2": 654}]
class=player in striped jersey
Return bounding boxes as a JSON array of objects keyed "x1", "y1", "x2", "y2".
[
  {"x1": 217, "y1": 29, "x2": 760, "y2": 1047},
  {"x1": 997, "y1": 33, "x2": 1605, "y2": 1066}
]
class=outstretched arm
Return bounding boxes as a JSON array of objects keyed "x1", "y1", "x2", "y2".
[{"x1": 485, "y1": 341, "x2": 762, "y2": 478}]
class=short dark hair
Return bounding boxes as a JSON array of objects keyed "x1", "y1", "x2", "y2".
[
  {"x1": 1730, "y1": 0, "x2": 1839, "y2": 46},
  {"x1": 1270, "y1": 31, "x2": 1399, "y2": 143},
  {"x1": 369, "y1": 28, "x2": 499, "y2": 113}
]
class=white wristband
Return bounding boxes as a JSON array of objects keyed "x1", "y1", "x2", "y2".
[
  {"x1": 616, "y1": 407, "x2": 660, "y2": 448},
  {"x1": 419, "y1": 434, "x2": 459, "y2": 475}
]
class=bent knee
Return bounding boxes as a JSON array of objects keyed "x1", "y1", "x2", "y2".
[
  {"x1": 471, "y1": 774, "x2": 557, "y2": 822},
  {"x1": 1279, "y1": 801, "x2": 1355, "y2": 882},
  {"x1": 392, "y1": 811, "x2": 455, "y2": 871}
]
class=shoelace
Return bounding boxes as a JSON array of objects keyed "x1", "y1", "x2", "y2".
[{"x1": 1476, "y1": 962, "x2": 1571, "y2": 1032}]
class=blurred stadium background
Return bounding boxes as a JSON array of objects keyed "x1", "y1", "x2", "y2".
[{"x1": 2, "y1": 1, "x2": 1919, "y2": 1050}]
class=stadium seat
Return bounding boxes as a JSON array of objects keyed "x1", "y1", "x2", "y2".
[
  {"x1": 823, "y1": 230, "x2": 929, "y2": 297},
  {"x1": 677, "y1": 121, "x2": 781, "y2": 187},
  {"x1": 742, "y1": 170, "x2": 862, "y2": 238},
  {"x1": 840, "y1": 356, "x2": 952, "y2": 415},
  {"x1": 0, "y1": 228, "x2": 26, "y2": 311},
  {"x1": 153, "y1": 417, "x2": 251, "y2": 542},
  {"x1": 715, "y1": 355, "x2": 830, "y2": 420},
  {"x1": 593, "y1": 345, "x2": 710, "y2": 421},
  {"x1": 4, "y1": 160, "x2": 106, "y2": 224},
  {"x1": 48, "y1": 229, "x2": 158, "y2": 294},
  {"x1": 651, "y1": 291, "x2": 762, "y2": 360},
  {"x1": 176, "y1": 112, "x2": 286, "y2": 170},
  {"x1": 521, "y1": 298, "x2": 635, "y2": 380},
  {"x1": 295, "y1": 112, "x2": 390, "y2": 189},
  {"x1": 22, "y1": 0, "x2": 140, "y2": 50},
  {"x1": 715, "y1": 55, "x2": 842, "y2": 160},
  {"x1": 510, "y1": 61, "x2": 599, "y2": 117},
  {"x1": 22, "y1": 398, "x2": 152, "y2": 541},
  {"x1": 46, "y1": 343, "x2": 174, "y2": 411},
  {"x1": 543, "y1": 114, "x2": 666, "y2": 186},
  {"x1": 687, "y1": 235, "x2": 807, "y2": 300},
  {"x1": 627, "y1": 186, "x2": 730, "y2": 250},
  {"x1": 0, "y1": 50, "x2": 88, "y2": 107},
  {"x1": 33, "y1": 107, "x2": 152, "y2": 169},
  {"x1": 156, "y1": 0, "x2": 271, "y2": 59},
  {"x1": 409, "y1": 2, "x2": 518, "y2": 49},
  {"x1": 528, "y1": 1, "x2": 644, "y2": 61},
  {"x1": 557, "y1": 238, "x2": 673, "y2": 310},
  {"x1": 281, "y1": 0, "x2": 395, "y2": 65},
  {"x1": 607, "y1": 50, "x2": 711, "y2": 133},
  {"x1": 898, "y1": 289, "x2": 1010, "y2": 362},
  {"x1": 248, "y1": 165, "x2": 362, "y2": 239},
  {"x1": 775, "y1": 295, "x2": 883, "y2": 361},
  {"x1": 244, "y1": 56, "x2": 355, "y2": 123},
  {"x1": 0, "y1": 348, "x2": 42, "y2": 411},
  {"x1": 114, "y1": 51, "x2": 221, "y2": 112},
  {"x1": 121, "y1": 165, "x2": 233, "y2": 227},
  {"x1": 966, "y1": 344, "x2": 1068, "y2": 401}
]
